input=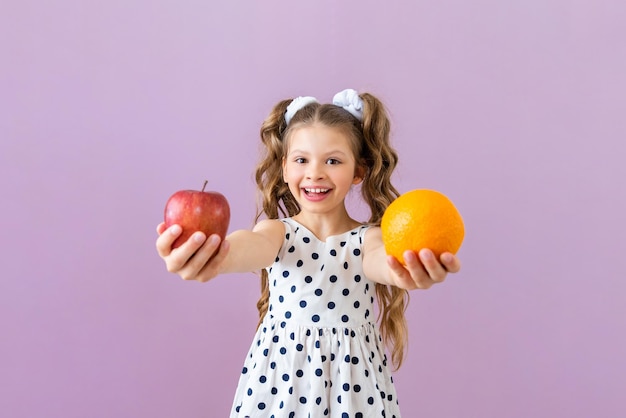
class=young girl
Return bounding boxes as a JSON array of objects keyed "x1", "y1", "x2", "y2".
[{"x1": 156, "y1": 89, "x2": 461, "y2": 417}]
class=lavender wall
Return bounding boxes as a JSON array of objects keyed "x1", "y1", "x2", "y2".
[{"x1": 2, "y1": 1, "x2": 625, "y2": 417}]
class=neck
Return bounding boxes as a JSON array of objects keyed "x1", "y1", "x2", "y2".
[{"x1": 293, "y1": 208, "x2": 361, "y2": 241}]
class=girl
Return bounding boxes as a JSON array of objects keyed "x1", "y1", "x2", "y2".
[{"x1": 156, "y1": 89, "x2": 461, "y2": 417}]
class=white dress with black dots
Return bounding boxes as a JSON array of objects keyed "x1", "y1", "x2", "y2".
[{"x1": 230, "y1": 218, "x2": 401, "y2": 418}]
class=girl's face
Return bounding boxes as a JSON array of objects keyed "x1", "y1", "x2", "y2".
[{"x1": 283, "y1": 124, "x2": 363, "y2": 217}]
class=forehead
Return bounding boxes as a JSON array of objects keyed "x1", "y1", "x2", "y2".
[{"x1": 287, "y1": 124, "x2": 357, "y2": 155}]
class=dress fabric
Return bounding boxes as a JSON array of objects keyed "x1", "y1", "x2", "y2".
[{"x1": 230, "y1": 218, "x2": 401, "y2": 417}]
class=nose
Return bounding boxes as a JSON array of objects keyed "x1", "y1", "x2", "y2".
[{"x1": 305, "y1": 161, "x2": 326, "y2": 180}]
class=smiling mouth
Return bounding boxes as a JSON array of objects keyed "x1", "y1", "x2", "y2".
[{"x1": 304, "y1": 188, "x2": 330, "y2": 195}]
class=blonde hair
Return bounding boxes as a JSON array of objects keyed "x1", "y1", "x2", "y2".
[{"x1": 254, "y1": 92, "x2": 409, "y2": 369}]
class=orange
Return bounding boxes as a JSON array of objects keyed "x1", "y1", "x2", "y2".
[{"x1": 381, "y1": 189, "x2": 464, "y2": 263}]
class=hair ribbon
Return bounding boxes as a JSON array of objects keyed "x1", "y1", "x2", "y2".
[
  {"x1": 333, "y1": 89, "x2": 364, "y2": 121},
  {"x1": 284, "y1": 89, "x2": 364, "y2": 124},
  {"x1": 285, "y1": 96, "x2": 318, "y2": 124}
]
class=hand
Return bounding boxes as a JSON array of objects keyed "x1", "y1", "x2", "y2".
[
  {"x1": 387, "y1": 249, "x2": 461, "y2": 290},
  {"x1": 155, "y1": 222, "x2": 230, "y2": 283}
]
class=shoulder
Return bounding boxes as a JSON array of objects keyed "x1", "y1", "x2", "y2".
[
  {"x1": 363, "y1": 225, "x2": 384, "y2": 253},
  {"x1": 253, "y1": 218, "x2": 286, "y2": 234},
  {"x1": 252, "y1": 219, "x2": 287, "y2": 246},
  {"x1": 363, "y1": 225, "x2": 382, "y2": 240}
]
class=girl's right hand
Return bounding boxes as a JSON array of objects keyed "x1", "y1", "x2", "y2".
[{"x1": 155, "y1": 222, "x2": 230, "y2": 283}]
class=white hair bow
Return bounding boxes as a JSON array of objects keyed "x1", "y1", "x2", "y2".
[
  {"x1": 333, "y1": 88, "x2": 364, "y2": 121},
  {"x1": 285, "y1": 96, "x2": 318, "y2": 124}
]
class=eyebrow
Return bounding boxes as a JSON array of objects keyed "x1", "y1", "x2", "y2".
[{"x1": 288, "y1": 149, "x2": 349, "y2": 157}]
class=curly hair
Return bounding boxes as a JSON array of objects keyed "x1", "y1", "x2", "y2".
[{"x1": 253, "y1": 92, "x2": 409, "y2": 370}]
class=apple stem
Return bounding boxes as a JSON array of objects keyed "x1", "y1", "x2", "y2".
[{"x1": 202, "y1": 180, "x2": 208, "y2": 192}]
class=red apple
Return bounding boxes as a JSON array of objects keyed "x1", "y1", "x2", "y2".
[{"x1": 163, "y1": 180, "x2": 230, "y2": 249}]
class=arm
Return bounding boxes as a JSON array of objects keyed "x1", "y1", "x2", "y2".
[
  {"x1": 156, "y1": 219, "x2": 285, "y2": 283},
  {"x1": 362, "y1": 226, "x2": 461, "y2": 290},
  {"x1": 220, "y1": 220, "x2": 285, "y2": 273}
]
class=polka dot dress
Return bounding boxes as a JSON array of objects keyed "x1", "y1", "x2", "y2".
[{"x1": 230, "y1": 218, "x2": 401, "y2": 417}]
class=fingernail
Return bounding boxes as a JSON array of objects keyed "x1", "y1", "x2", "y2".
[
  {"x1": 207, "y1": 234, "x2": 220, "y2": 245},
  {"x1": 420, "y1": 249, "x2": 433, "y2": 261},
  {"x1": 403, "y1": 250, "x2": 416, "y2": 263},
  {"x1": 170, "y1": 225, "x2": 181, "y2": 235},
  {"x1": 194, "y1": 232, "x2": 206, "y2": 243}
]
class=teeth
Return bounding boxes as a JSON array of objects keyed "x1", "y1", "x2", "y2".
[{"x1": 305, "y1": 188, "x2": 329, "y2": 194}]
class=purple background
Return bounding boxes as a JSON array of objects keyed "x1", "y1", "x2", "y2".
[{"x1": 2, "y1": 1, "x2": 625, "y2": 417}]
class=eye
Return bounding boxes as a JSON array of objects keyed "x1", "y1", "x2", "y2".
[
  {"x1": 326, "y1": 158, "x2": 341, "y2": 165},
  {"x1": 294, "y1": 157, "x2": 307, "y2": 164}
]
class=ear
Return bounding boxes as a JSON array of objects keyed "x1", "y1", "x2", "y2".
[{"x1": 352, "y1": 165, "x2": 365, "y2": 185}]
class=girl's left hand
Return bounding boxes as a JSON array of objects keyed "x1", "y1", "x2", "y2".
[{"x1": 387, "y1": 249, "x2": 461, "y2": 290}]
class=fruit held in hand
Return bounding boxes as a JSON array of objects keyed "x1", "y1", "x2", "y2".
[
  {"x1": 164, "y1": 181, "x2": 230, "y2": 249},
  {"x1": 381, "y1": 189, "x2": 464, "y2": 263}
]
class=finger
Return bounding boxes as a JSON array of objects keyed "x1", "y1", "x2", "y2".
[
  {"x1": 440, "y1": 252, "x2": 461, "y2": 273},
  {"x1": 418, "y1": 249, "x2": 447, "y2": 282},
  {"x1": 178, "y1": 232, "x2": 221, "y2": 282},
  {"x1": 386, "y1": 255, "x2": 419, "y2": 290},
  {"x1": 168, "y1": 232, "x2": 209, "y2": 276},
  {"x1": 156, "y1": 224, "x2": 182, "y2": 258},
  {"x1": 196, "y1": 238, "x2": 230, "y2": 283},
  {"x1": 403, "y1": 250, "x2": 435, "y2": 289},
  {"x1": 156, "y1": 222, "x2": 167, "y2": 235}
]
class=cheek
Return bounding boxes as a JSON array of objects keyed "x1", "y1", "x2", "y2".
[{"x1": 283, "y1": 163, "x2": 299, "y2": 182}]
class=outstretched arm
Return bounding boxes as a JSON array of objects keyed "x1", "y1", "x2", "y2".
[
  {"x1": 362, "y1": 227, "x2": 461, "y2": 289},
  {"x1": 156, "y1": 219, "x2": 285, "y2": 283}
]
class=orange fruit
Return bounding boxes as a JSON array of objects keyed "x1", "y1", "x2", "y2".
[{"x1": 381, "y1": 189, "x2": 464, "y2": 263}]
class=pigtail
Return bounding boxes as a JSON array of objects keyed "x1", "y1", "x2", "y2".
[
  {"x1": 255, "y1": 99, "x2": 299, "y2": 222},
  {"x1": 359, "y1": 93, "x2": 400, "y2": 223},
  {"x1": 359, "y1": 93, "x2": 409, "y2": 370},
  {"x1": 254, "y1": 99, "x2": 300, "y2": 329}
]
